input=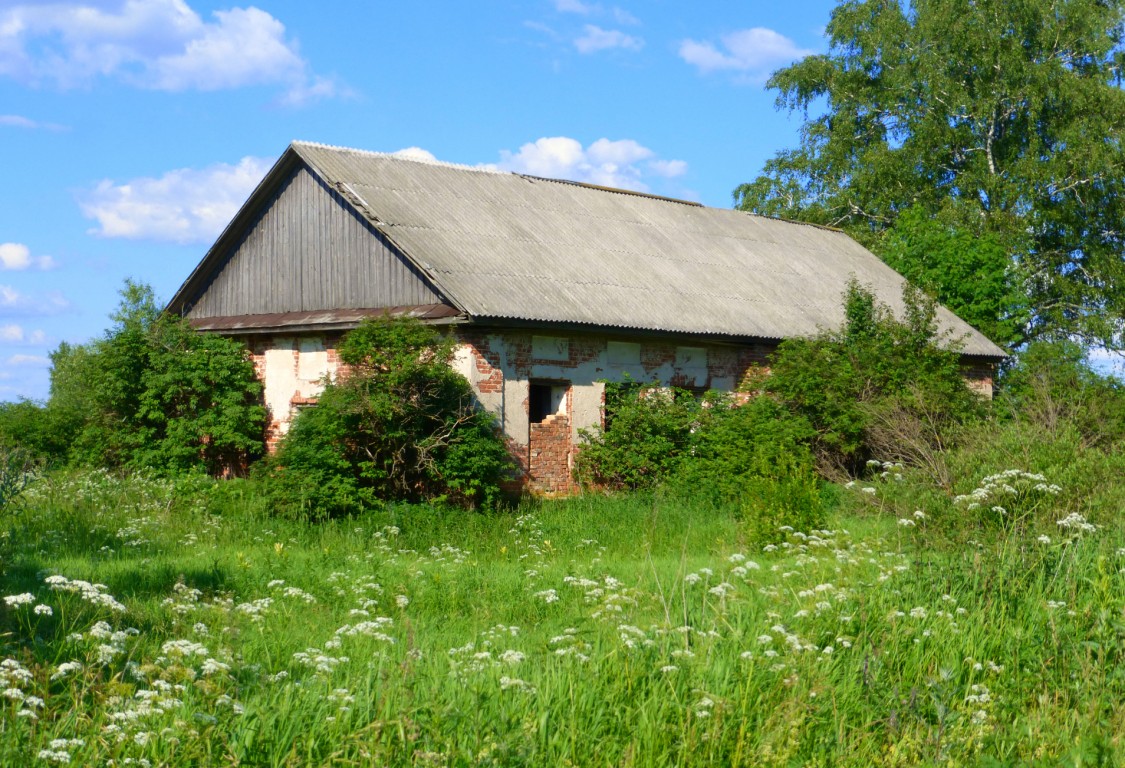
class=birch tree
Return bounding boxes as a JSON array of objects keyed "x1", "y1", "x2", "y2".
[{"x1": 736, "y1": 0, "x2": 1125, "y2": 349}]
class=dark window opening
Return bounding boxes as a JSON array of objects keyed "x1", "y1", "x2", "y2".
[{"x1": 529, "y1": 381, "x2": 567, "y2": 424}]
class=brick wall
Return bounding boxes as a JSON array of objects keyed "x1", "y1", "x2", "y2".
[
  {"x1": 240, "y1": 328, "x2": 997, "y2": 493},
  {"x1": 529, "y1": 413, "x2": 575, "y2": 494},
  {"x1": 961, "y1": 359, "x2": 996, "y2": 399}
]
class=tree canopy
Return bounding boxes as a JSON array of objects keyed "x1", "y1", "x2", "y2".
[
  {"x1": 735, "y1": 0, "x2": 1125, "y2": 349},
  {"x1": 6, "y1": 281, "x2": 268, "y2": 474}
]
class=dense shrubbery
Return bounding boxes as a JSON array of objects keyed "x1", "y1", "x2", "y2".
[
  {"x1": 0, "y1": 282, "x2": 267, "y2": 474},
  {"x1": 997, "y1": 339, "x2": 1125, "y2": 450},
  {"x1": 574, "y1": 381, "x2": 698, "y2": 490},
  {"x1": 765, "y1": 280, "x2": 985, "y2": 478},
  {"x1": 262, "y1": 315, "x2": 512, "y2": 517},
  {"x1": 576, "y1": 385, "x2": 826, "y2": 542},
  {"x1": 577, "y1": 282, "x2": 999, "y2": 539}
]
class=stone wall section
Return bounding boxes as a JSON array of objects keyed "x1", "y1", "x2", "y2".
[
  {"x1": 241, "y1": 329, "x2": 995, "y2": 491},
  {"x1": 529, "y1": 412, "x2": 574, "y2": 495},
  {"x1": 244, "y1": 334, "x2": 342, "y2": 452}
]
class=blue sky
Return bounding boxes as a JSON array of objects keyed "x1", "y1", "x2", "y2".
[
  {"x1": 0, "y1": 0, "x2": 842, "y2": 400},
  {"x1": 3, "y1": 0, "x2": 1116, "y2": 400}
]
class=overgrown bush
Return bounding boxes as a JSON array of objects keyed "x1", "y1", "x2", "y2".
[
  {"x1": 0, "y1": 448, "x2": 36, "y2": 510},
  {"x1": 0, "y1": 400, "x2": 72, "y2": 464},
  {"x1": 766, "y1": 280, "x2": 986, "y2": 478},
  {"x1": 263, "y1": 315, "x2": 512, "y2": 517},
  {"x1": 997, "y1": 340, "x2": 1125, "y2": 449},
  {"x1": 574, "y1": 381, "x2": 699, "y2": 490},
  {"x1": 43, "y1": 282, "x2": 267, "y2": 474},
  {"x1": 577, "y1": 385, "x2": 826, "y2": 542},
  {"x1": 0, "y1": 282, "x2": 266, "y2": 474}
]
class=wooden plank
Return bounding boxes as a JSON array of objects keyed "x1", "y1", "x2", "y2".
[{"x1": 187, "y1": 166, "x2": 443, "y2": 318}]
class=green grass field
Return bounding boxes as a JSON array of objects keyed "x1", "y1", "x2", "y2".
[{"x1": 1, "y1": 467, "x2": 1124, "y2": 766}]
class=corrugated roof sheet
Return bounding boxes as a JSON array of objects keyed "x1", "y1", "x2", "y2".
[{"x1": 287, "y1": 141, "x2": 1006, "y2": 357}]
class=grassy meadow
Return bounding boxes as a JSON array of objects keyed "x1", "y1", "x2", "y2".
[{"x1": 1, "y1": 450, "x2": 1125, "y2": 766}]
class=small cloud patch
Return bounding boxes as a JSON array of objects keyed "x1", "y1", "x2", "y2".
[
  {"x1": 679, "y1": 27, "x2": 814, "y2": 81},
  {"x1": 574, "y1": 24, "x2": 642, "y2": 54},
  {"x1": 79, "y1": 156, "x2": 272, "y2": 244},
  {"x1": 0, "y1": 243, "x2": 55, "y2": 271},
  {"x1": 496, "y1": 136, "x2": 685, "y2": 192}
]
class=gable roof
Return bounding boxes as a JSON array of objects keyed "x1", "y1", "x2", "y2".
[{"x1": 170, "y1": 141, "x2": 1007, "y2": 358}]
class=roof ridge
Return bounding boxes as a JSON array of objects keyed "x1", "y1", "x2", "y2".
[
  {"x1": 738, "y1": 210, "x2": 846, "y2": 234},
  {"x1": 291, "y1": 140, "x2": 505, "y2": 175},
  {"x1": 520, "y1": 174, "x2": 704, "y2": 207}
]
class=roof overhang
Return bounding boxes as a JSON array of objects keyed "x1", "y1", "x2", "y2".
[{"x1": 189, "y1": 304, "x2": 464, "y2": 335}]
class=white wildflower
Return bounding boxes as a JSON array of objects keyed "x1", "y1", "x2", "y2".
[
  {"x1": 499, "y1": 650, "x2": 525, "y2": 665},
  {"x1": 51, "y1": 661, "x2": 83, "y2": 681}
]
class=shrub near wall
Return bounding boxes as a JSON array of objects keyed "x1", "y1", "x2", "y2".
[
  {"x1": 765, "y1": 280, "x2": 986, "y2": 478},
  {"x1": 577, "y1": 385, "x2": 826, "y2": 542},
  {"x1": 264, "y1": 316, "x2": 512, "y2": 517}
]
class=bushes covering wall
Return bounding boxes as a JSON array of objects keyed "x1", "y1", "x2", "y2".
[{"x1": 261, "y1": 315, "x2": 513, "y2": 517}]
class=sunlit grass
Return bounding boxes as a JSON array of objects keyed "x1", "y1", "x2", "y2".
[{"x1": 1, "y1": 468, "x2": 1123, "y2": 766}]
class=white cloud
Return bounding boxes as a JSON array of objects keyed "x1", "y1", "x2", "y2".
[
  {"x1": 648, "y1": 159, "x2": 688, "y2": 178},
  {"x1": 554, "y1": 0, "x2": 595, "y2": 13},
  {"x1": 574, "y1": 24, "x2": 642, "y2": 54},
  {"x1": 0, "y1": 0, "x2": 344, "y2": 102},
  {"x1": 393, "y1": 147, "x2": 440, "y2": 164},
  {"x1": 679, "y1": 27, "x2": 813, "y2": 79},
  {"x1": 0, "y1": 113, "x2": 66, "y2": 130},
  {"x1": 496, "y1": 136, "x2": 685, "y2": 192},
  {"x1": 0, "y1": 243, "x2": 56, "y2": 270},
  {"x1": 612, "y1": 8, "x2": 640, "y2": 25},
  {"x1": 5, "y1": 353, "x2": 49, "y2": 367},
  {"x1": 79, "y1": 155, "x2": 272, "y2": 243},
  {"x1": 0, "y1": 285, "x2": 69, "y2": 315},
  {"x1": 0, "y1": 324, "x2": 46, "y2": 344}
]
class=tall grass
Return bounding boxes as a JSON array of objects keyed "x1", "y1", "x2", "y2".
[{"x1": 0, "y1": 466, "x2": 1123, "y2": 766}]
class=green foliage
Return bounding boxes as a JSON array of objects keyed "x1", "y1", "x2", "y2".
[
  {"x1": 577, "y1": 384, "x2": 826, "y2": 541},
  {"x1": 735, "y1": 0, "x2": 1125, "y2": 349},
  {"x1": 7, "y1": 465, "x2": 1125, "y2": 764},
  {"x1": 264, "y1": 315, "x2": 512, "y2": 517},
  {"x1": 0, "y1": 400, "x2": 71, "y2": 464},
  {"x1": 997, "y1": 339, "x2": 1125, "y2": 449},
  {"x1": 766, "y1": 280, "x2": 985, "y2": 476},
  {"x1": 134, "y1": 317, "x2": 269, "y2": 474},
  {"x1": 677, "y1": 398, "x2": 825, "y2": 544},
  {"x1": 881, "y1": 206, "x2": 1027, "y2": 346},
  {"x1": 575, "y1": 381, "x2": 699, "y2": 490},
  {"x1": 0, "y1": 448, "x2": 35, "y2": 510},
  {"x1": 32, "y1": 281, "x2": 267, "y2": 474}
]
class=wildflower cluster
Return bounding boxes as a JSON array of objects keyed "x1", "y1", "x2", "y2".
[{"x1": 46, "y1": 574, "x2": 128, "y2": 613}]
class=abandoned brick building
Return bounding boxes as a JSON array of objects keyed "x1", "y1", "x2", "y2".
[{"x1": 168, "y1": 141, "x2": 1007, "y2": 493}]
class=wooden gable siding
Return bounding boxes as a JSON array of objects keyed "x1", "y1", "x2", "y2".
[{"x1": 185, "y1": 165, "x2": 444, "y2": 319}]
